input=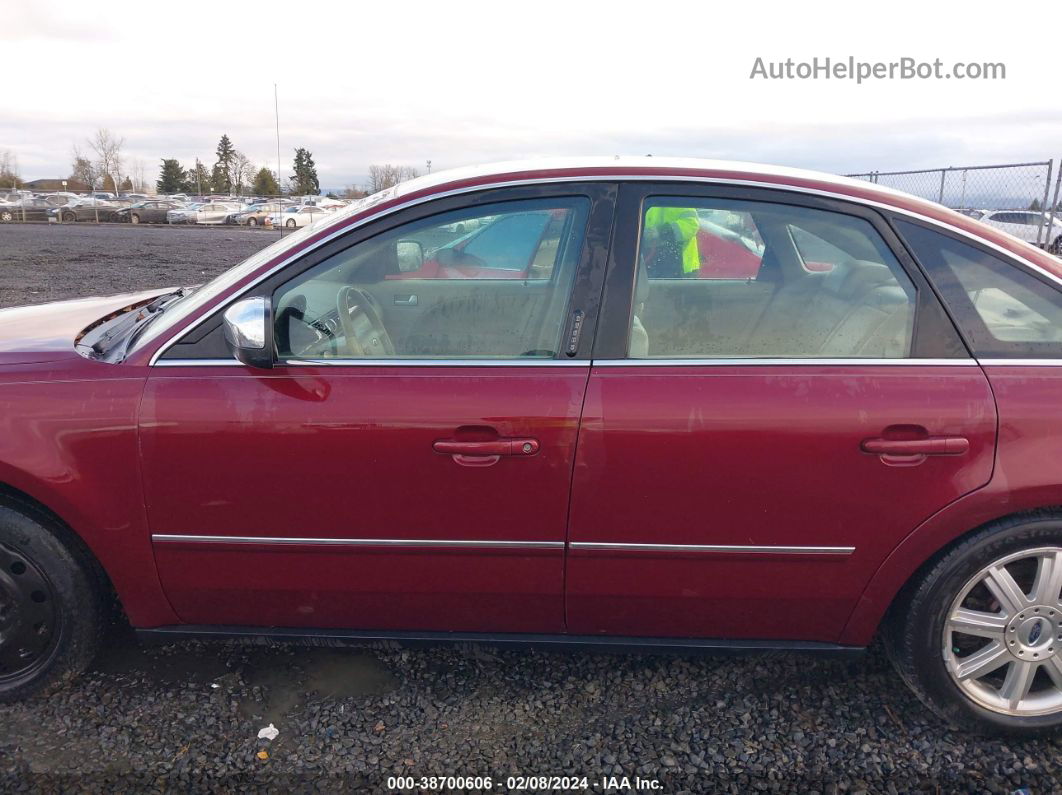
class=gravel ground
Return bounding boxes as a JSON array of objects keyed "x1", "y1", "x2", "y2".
[{"x1": 1, "y1": 223, "x2": 1061, "y2": 792}]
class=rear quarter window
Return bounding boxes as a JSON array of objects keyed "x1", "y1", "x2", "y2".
[{"x1": 896, "y1": 219, "x2": 1062, "y2": 357}]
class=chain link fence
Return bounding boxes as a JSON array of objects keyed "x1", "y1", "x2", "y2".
[{"x1": 846, "y1": 160, "x2": 1062, "y2": 252}]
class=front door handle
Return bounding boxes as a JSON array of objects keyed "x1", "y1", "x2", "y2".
[
  {"x1": 861, "y1": 437, "x2": 970, "y2": 456},
  {"x1": 433, "y1": 438, "x2": 540, "y2": 467}
]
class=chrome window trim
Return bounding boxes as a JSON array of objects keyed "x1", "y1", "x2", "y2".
[
  {"x1": 152, "y1": 358, "x2": 592, "y2": 368},
  {"x1": 153, "y1": 357, "x2": 974, "y2": 368},
  {"x1": 152, "y1": 534, "x2": 563, "y2": 549},
  {"x1": 593, "y1": 358, "x2": 976, "y2": 367},
  {"x1": 978, "y1": 359, "x2": 1062, "y2": 367},
  {"x1": 569, "y1": 542, "x2": 854, "y2": 555},
  {"x1": 144, "y1": 173, "x2": 1062, "y2": 366},
  {"x1": 282, "y1": 358, "x2": 590, "y2": 368}
]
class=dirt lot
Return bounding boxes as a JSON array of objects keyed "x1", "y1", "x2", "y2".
[{"x1": 1, "y1": 223, "x2": 1060, "y2": 792}]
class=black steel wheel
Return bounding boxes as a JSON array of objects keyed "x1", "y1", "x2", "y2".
[{"x1": 0, "y1": 504, "x2": 103, "y2": 701}]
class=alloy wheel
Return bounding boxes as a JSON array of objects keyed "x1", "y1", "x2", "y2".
[
  {"x1": 944, "y1": 547, "x2": 1062, "y2": 716},
  {"x1": 0, "y1": 542, "x2": 60, "y2": 685}
]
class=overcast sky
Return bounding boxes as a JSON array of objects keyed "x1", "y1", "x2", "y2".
[{"x1": 3, "y1": 1, "x2": 1059, "y2": 190}]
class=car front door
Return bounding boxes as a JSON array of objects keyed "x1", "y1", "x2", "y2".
[
  {"x1": 140, "y1": 184, "x2": 615, "y2": 633},
  {"x1": 566, "y1": 184, "x2": 998, "y2": 643}
]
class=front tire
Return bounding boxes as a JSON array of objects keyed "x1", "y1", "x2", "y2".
[
  {"x1": 130, "y1": 214, "x2": 140, "y2": 224},
  {"x1": 247, "y1": 217, "x2": 257, "y2": 227},
  {"x1": 0, "y1": 504, "x2": 103, "y2": 702},
  {"x1": 885, "y1": 512, "x2": 1062, "y2": 736},
  {"x1": 286, "y1": 218, "x2": 297, "y2": 228}
]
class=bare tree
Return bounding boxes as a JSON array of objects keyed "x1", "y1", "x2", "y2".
[
  {"x1": 228, "y1": 151, "x2": 255, "y2": 195},
  {"x1": 366, "y1": 164, "x2": 420, "y2": 194},
  {"x1": 70, "y1": 144, "x2": 97, "y2": 190},
  {"x1": 0, "y1": 150, "x2": 21, "y2": 190},
  {"x1": 87, "y1": 129, "x2": 125, "y2": 193},
  {"x1": 132, "y1": 158, "x2": 148, "y2": 193}
]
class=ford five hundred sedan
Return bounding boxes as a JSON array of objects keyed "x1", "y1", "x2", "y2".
[{"x1": 4, "y1": 158, "x2": 1062, "y2": 736}]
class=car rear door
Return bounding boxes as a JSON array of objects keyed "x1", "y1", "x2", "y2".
[
  {"x1": 565, "y1": 183, "x2": 997, "y2": 643},
  {"x1": 140, "y1": 184, "x2": 615, "y2": 633}
]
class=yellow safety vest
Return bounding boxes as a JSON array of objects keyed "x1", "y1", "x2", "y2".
[{"x1": 645, "y1": 206, "x2": 700, "y2": 273}]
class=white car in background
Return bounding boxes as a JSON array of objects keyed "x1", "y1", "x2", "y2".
[
  {"x1": 268, "y1": 205, "x2": 333, "y2": 228},
  {"x1": 979, "y1": 209, "x2": 1062, "y2": 252}
]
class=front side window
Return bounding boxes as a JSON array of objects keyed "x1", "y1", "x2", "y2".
[
  {"x1": 896, "y1": 220, "x2": 1062, "y2": 356},
  {"x1": 632, "y1": 198, "x2": 916, "y2": 359},
  {"x1": 274, "y1": 198, "x2": 589, "y2": 360}
]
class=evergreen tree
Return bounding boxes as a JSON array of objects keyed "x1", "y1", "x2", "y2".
[
  {"x1": 101, "y1": 174, "x2": 117, "y2": 193},
  {"x1": 156, "y1": 159, "x2": 187, "y2": 194},
  {"x1": 119, "y1": 176, "x2": 133, "y2": 192},
  {"x1": 1030, "y1": 198, "x2": 1043, "y2": 212},
  {"x1": 290, "y1": 147, "x2": 320, "y2": 195},
  {"x1": 251, "y1": 167, "x2": 280, "y2": 196},
  {"x1": 212, "y1": 134, "x2": 236, "y2": 193}
]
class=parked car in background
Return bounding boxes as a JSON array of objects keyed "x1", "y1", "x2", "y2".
[
  {"x1": 233, "y1": 203, "x2": 284, "y2": 226},
  {"x1": 166, "y1": 203, "x2": 204, "y2": 224},
  {"x1": 189, "y1": 202, "x2": 243, "y2": 225},
  {"x1": 49, "y1": 199, "x2": 123, "y2": 223},
  {"x1": 980, "y1": 210, "x2": 1062, "y2": 252},
  {"x1": 268, "y1": 205, "x2": 332, "y2": 228},
  {"x1": 113, "y1": 200, "x2": 184, "y2": 224},
  {"x1": 0, "y1": 198, "x2": 55, "y2": 222}
]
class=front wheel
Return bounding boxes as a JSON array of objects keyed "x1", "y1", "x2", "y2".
[
  {"x1": 130, "y1": 214, "x2": 140, "y2": 224},
  {"x1": 0, "y1": 504, "x2": 103, "y2": 702},
  {"x1": 247, "y1": 217, "x2": 257, "y2": 227},
  {"x1": 885, "y1": 513, "x2": 1062, "y2": 736},
  {"x1": 286, "y1": 218, "x2": 297, "y2": 228},
  {"x1": 1050, "y1": 236, "x2": 1062, "y2": 255}
]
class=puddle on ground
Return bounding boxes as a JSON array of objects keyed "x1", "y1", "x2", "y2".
[{"x1": 239, "y1": 648, "x2": 397, "y2": 723}]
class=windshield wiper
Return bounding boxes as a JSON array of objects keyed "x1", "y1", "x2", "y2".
[{"x1": 85, "y1": 289, "x2": 189, "y2": 360}]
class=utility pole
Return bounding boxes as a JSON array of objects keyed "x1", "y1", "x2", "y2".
[{"x1": 426, "y1": 160, "x2": 432, "y2": 175}]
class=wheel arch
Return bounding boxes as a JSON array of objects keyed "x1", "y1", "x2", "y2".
[
  {"x1": 0, "y1": 474, "x2": 178, "y2": 627},
  {"x1": 840, "y1": 485, "x2": 1062, "y2": 645}
]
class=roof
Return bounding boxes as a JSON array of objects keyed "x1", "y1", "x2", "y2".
[{"x1": 331, "y1": 157, "x2": 1062, "y2": 279}]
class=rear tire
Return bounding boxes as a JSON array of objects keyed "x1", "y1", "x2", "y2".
[
  {"x1": 0, "y1": 504, "x2": 103, "y2": 702},
  {"x1": 885, "y1": 512, "x2": 1062, "y2": 736},
  {"x1": 248, "y1": 217, "x2": 257, "y2": 227},
  {"x1": 0, "y1": 210, "x2": 13, "y2": 223},
  {"x1": 286, "y1": 218, "x2": 297, "y2": 228},
  {"x1": 130, "y1": 214, "x2": 140, "y2": 224}
]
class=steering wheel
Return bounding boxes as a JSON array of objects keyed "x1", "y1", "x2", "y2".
[{"x1": 335, "y1": 286, "x2": 396, "y2": 357}]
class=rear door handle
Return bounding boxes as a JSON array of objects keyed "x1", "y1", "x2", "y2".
[
  {"x1": 861, "y1": 437, "x2": 970, "y2": 456},
  {"x1": 433, "y1": 438, "x2": 540, "y2": 467}
]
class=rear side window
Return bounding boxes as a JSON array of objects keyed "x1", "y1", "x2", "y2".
[
  {"x1": 632, "y1": 198, "x2": 917, "y2": 359},
  {"x1": 896, "y1": 219, "x2": 1062, "y2": 357}
]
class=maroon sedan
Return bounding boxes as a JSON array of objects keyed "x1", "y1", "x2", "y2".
[{"x1": 3, "y1": 158, "x2": 1062, "y2": 736}]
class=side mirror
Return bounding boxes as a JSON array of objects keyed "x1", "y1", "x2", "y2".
[
  {"x1": 396, "y1": 239, "x2": 424, "y2": 272},
  {"x1": 222, "y1": 297, "x2": 274, "y2": 369}
]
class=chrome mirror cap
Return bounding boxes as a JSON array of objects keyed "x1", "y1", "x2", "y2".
[{"x1": 222, "y1": 297, "x2": 273, "y2": 369}]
